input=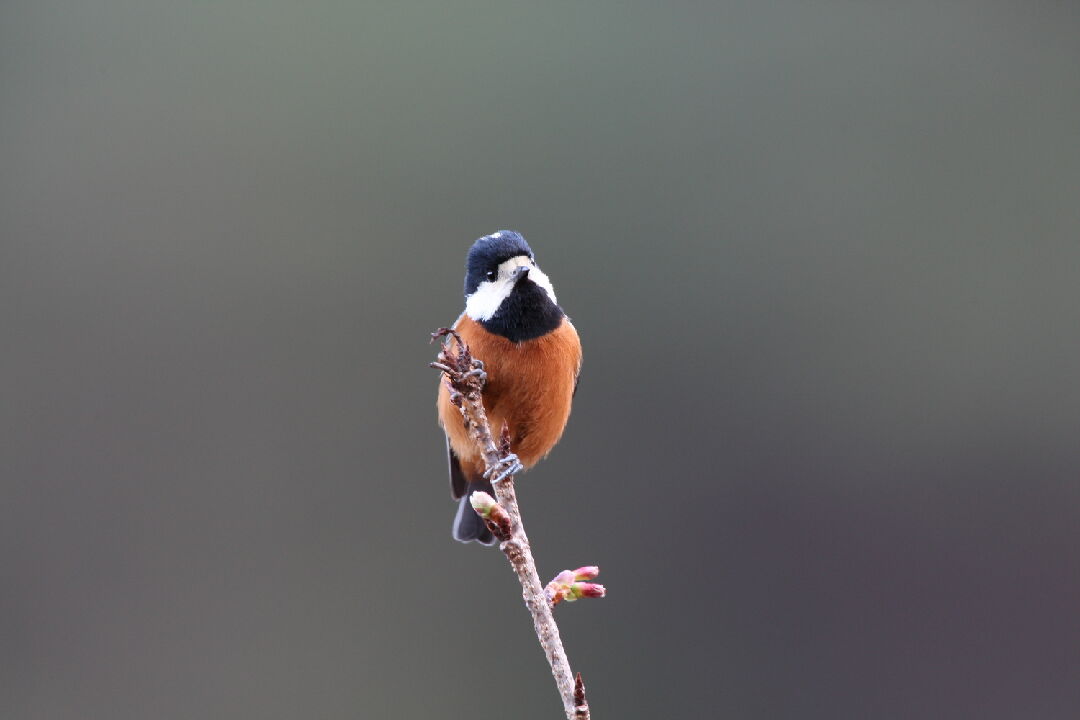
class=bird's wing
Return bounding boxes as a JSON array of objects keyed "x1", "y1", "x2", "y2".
[
  {"x1": 445, "y1": 311, "x2": 472, "y2": 500},
  {"x1": 447, "y1": 436, "x2": 469, "y2": 500}
]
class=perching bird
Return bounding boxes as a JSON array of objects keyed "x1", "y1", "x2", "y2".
[{"x1": 437, "y1": 231, "x2": 582, "y2": 545}]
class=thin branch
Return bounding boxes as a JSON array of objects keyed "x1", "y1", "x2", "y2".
[{"x1": 431, "y1": 328, "x2": 599, "y2": 720}]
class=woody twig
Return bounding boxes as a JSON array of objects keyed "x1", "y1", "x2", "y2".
[{"x1": 431, "y1": 328, "x2": 603, "y2": 720}]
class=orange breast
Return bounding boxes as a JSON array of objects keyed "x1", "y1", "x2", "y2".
[{"x1": 437, "y1": 314, "x2": 582, "y2": 482}]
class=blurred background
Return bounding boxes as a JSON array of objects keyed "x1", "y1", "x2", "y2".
[{"x1": 3, "y1": 2, "x2": 1080, "y2": 718}]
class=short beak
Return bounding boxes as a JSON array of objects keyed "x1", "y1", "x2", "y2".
[{"x1": 512, "y1": 265, "x2": 530, "y2": 283}]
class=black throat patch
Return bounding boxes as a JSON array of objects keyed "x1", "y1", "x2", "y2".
[{"x1": 480, "y1": 279, "x2": 565, "y2": 342}]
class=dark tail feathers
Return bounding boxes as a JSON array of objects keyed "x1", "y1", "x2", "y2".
[{"x1": 452, "y1": 480, "x2": 497, "y2": 546}]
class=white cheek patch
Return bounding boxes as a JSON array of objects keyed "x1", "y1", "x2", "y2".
[
  {"x1": 464, "y1": 278, "x2": 512, "y2": 321},
  {"x1": 465, "y1": 255, "x2": 558, "y2": 321},
  {"x1": 526, "y1": 264, "x2": 557, "y2": 304}
]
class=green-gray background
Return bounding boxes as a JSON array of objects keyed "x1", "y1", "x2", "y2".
[{"x1": 3, "y1": 2, "x2": 1079, "y2": 718}]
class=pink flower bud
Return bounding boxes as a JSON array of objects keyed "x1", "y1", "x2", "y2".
[
  {"x1": 570, "y1": 582, "x2": 606, "y2": 600},
  {"x1": 545, "y1": 567, "x2": 605, "y2": 606},
  {"x1": 552, "y1": 569, "x2": 576, "y2": 585},
  {"x1": 573, "y1": 566, "x2": 600, "y2": 581}
]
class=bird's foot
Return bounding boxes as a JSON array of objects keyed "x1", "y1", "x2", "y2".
[
  {"x1": 461, "y1": 361, "x2": 487, "y2": 385},
  {"x1": 485, "y1": 453, "x2": 523, "y2": 484}
]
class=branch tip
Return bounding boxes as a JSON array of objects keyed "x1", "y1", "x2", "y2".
[
  {"x1": 499, "y1": 422, "x2": 512, "y2": 456},
  {"x1": 574, "y1": 672, "x2": 587, "y2": 707}
]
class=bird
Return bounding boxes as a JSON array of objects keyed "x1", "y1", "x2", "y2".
[{"x1": 437, "y1": 231, "x2": 582, "y2": 545}]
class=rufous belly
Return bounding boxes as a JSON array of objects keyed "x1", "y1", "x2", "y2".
[{"x1": 437, "y1": 314, "x2": 581, "y2": 482}]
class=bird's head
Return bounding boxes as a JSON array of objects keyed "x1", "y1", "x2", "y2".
[{"x1": 463, "y1": 231, "x2": 563, "y2": 342}]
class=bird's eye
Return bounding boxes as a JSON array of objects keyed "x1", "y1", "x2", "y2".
[{"x1": 485, "y1": 270, "x2": 497, "y2": 281}]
